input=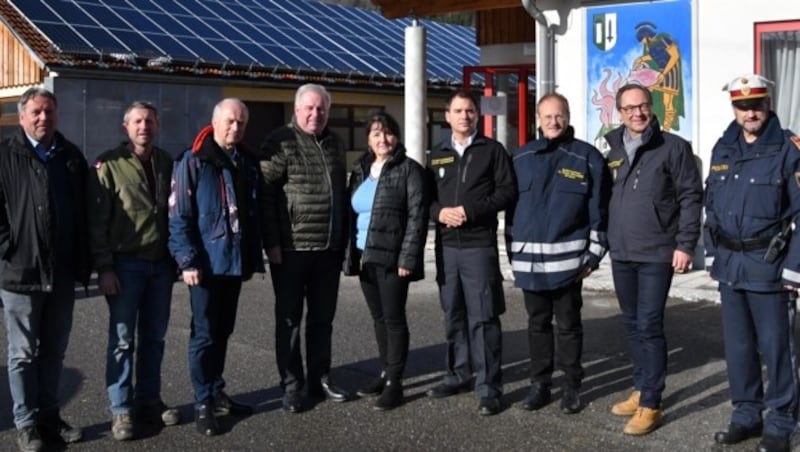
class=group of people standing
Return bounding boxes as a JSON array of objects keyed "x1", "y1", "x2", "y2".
[{"x1": 0, "y1": 72, "x2": 798, "y2": 452}]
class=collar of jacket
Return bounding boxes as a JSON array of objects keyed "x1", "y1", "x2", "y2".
[
  {"x1": 531, "y1": 126, "x2": 576, "y2": 152},
  {"x1": 191, "y1": 125, "x2": 238, "y2": 169},
  {"x1": 437, "y1": 133, "x2": 488, "y2": 153},
  {"x1": 719, "y1": 111, "x2": 785, "y2": 146},
  {"x1": 10, "y1": 126, "x2": 66, "y2": 157},
  {"x1": 289, "y1": 119, "x2": 335, "y2": 144},
  {"x1": 604, "y1": 116, "x2": 663, "y2": 152},
  {"x1": 356, "y1": 144, "x2": 407, "y2": 172}
]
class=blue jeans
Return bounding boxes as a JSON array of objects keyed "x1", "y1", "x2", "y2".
[
  {"x1": 611, "y1": 260, "x2": 673, "y2": 409},
  {"x1": 1, "y1": 272, "x2": 76, "y2": 429},
  {"x1": 188, "y1": 276, "x2": 242, "y2": 405},
  {"x1": 105, "y1": 257, "x2": 174, "y2": 415}
]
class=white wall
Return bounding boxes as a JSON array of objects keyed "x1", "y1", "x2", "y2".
[{"x1": 552, "y1": 0, "x2": 800, "y2": 178}]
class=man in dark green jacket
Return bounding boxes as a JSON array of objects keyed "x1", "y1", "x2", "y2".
[
  {"x1": 260, "y1": 83, "x2": 350, "y2": 413},
  {"x1": 88, "y1": 102, "x2": 180, "y2": 441}
]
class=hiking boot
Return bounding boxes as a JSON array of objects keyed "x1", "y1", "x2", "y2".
[
  {"x1": 623, "y1": 407, "x2": 662, "y2": 435},
  {"x1": 611, "y1": 390, "x2": 640, "y2": 416},
  {"x1": 111, "y1": 413, "x2": 134, "y2": 441}
]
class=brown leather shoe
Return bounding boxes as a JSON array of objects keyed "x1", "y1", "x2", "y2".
[
  {"x1": 611, "y1": 390, "x2": 640, "y2": 416},
  {"x1": 623, "y1": 407, "x2": 662, "y2": 435}
]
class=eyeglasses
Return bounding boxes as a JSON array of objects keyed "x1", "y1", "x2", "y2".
[{"x1": 619, "y1": 103, "x2": 652, "y2": 115}]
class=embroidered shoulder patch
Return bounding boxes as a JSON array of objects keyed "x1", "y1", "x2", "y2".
[
  {"x1": 608, "y1": 158, "x2": 624, "y2": 169},
  {"x1": 791, "y1": 135, "x2": 800, "y2": 150}
]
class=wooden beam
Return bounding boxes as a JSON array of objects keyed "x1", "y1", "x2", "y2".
[{"x1": 371, "y1": 0, "x2": 520, "y2": 19}]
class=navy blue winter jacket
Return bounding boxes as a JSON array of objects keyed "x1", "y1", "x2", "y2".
[
  {"x1": 509, "y1": 127, "x2": 611, "y2": 291},
  {"x1": 168, "y1": 126, "x2": 265, "y2": 279}
]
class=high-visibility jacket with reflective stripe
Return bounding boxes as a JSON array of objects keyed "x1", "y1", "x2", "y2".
[{"x1": 509, "y1": 127, "x2": 611, "y2": 291}]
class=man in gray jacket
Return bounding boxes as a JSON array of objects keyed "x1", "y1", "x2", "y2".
[{"x1": 260, "y1": 84, "x2": 350, "y2": 413}]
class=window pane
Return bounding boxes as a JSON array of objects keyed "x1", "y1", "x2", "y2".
[{"x1": 2, "y1": 101, "x2": 18, "y2": 115}]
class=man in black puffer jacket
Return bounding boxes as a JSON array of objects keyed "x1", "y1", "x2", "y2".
[{"x1": 260, "y1": 84, "x2": 350, "y2": 413}]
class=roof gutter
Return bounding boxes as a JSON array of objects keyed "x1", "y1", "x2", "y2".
[{"x1": 521, "y1": 0, "x2": 555, "y2": 97}]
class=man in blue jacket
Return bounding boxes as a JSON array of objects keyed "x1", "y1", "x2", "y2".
[
  {"x1": 509, "y1": 93, "x2": 611, "y2": 414},
  {"x1": 168, "y1": 98, "x2": 264, "y2": 437},
  {"x1": 705, "y1": 74, "x2": 800, "y2": 452},
  {"x1": 605, "y1": 84, "x2": 702, "y2": 435}
]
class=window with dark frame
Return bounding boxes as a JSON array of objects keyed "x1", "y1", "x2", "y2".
[{"x1": 0, "y1": 97, "x2": 19, "y2": 142}]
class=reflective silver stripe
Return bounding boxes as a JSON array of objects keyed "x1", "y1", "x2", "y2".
[
  {"x1": 783, "y1": 268, "x2": 800, "y2": 284},
  {"x1": 705, "y1": 256, "x2": 715, "y2": 268},
  {"x1": 589, "y1": 243, "x2": 605, "y2": 257},
  {"x1": 590, "y1": 230, "x2": 600, "y2": 242},
  {"x1": 510, "y1": 239, "x2": 587, "y2": 255},
  {"x1": 512, "y1": 256, "x2": 583, "y2": 273}
]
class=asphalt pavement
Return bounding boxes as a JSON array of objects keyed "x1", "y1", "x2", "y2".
[{"x1": 0, "y1": 258, "x2": 794, "y2": 451}]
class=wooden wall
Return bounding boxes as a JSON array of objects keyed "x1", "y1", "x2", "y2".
[
  {"x1": 0, "y1": 23, "x2": 42, "y2": 88},
  {"x1": 476, "y1": 7, "x2": 536, "y2": 45}
]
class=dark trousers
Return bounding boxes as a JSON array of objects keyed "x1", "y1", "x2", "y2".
[
  {"x1": 523, "y1": 280, "x2": 584, "y2": 389},
  {"x1": 438, "y1": 246, "x2": 504, "y2": 398},
  {"x1": 611, "y1": 260, "x2": 673, "y2": 409},
  {"x1": 270, "y1": 249, "x2": 341, "y2": 393},
  {"x1": 359, "y1": 263, "x2": 410, "y2": 381},
  {"x1": 720, "y1": 286, "x2": 798, "y2": 438},
  {"x1": 188, "y1": 276, "x2": 242, "y2": 405}
]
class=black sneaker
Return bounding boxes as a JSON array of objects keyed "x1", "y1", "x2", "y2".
[
  {"x1": 38, "y1": 416, "x2": 82, "y2": 444},
  {"x1": 16, "y1": 426, "x2": 44, "y2": 452}
]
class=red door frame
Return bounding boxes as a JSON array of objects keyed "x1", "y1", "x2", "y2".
[{"x1": 463, "y1": 64, "x2": 536, "y2": 147}]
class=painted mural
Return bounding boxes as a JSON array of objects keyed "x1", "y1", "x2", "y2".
[{"x1": 586, "y1": 0, "x2": 692, "y2": 153}]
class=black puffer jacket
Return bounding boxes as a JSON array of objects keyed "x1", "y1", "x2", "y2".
[
  {"x1": 343, "y1": 147, "x2": 428, "y2": 281},
  {"x1": 0, "y1": 127, "x2": 91, "y2": 292},
  {"x1": 259, "y1": 122, "x2": 348, "y2": 252}
]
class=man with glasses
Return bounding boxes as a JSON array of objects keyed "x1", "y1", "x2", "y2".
[
  {"x1": 604, "y1": 84, "x2": 702, "y2": 435},
  {"x1": 705, "y1": 74, "x2": 800, "y2": 452},
  {"x1": 508, "y1": 93, "x2": 611, "y2": 415}
]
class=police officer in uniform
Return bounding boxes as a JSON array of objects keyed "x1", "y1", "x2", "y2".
[{"x1": 705, "y1": 74, "x2": 800, "y2": 452}]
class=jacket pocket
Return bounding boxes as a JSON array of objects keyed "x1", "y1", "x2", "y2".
[
  {"x1": 744, "y1": 175, "x2": 781, "y2": 219},
  {"x1": 199, "y1": 210, "x2": 225, "y2": 240},
  {"x1": 652, "y1": 200, "x2": 678, "y2": 232}
]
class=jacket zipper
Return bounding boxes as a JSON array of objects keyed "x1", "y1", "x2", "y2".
[{"x1": 317, "y1": 136, "x2": 333, "y2": 249}]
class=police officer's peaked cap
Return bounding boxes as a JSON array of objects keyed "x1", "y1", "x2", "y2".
[{"x1": 722, "y1": 74, "x2": 774, "y2": 103}]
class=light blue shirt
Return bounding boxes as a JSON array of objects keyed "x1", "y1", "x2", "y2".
[{"x1": 351, "y1": 176, "x2": 378, "y2": 251}]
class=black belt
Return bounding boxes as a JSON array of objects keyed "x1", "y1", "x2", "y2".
[{"x1": 716, "y1": 235, "x2": 772, "y2": 252}]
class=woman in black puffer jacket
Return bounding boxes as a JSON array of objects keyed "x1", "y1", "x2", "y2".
[{"x1": 344, "y1": 111, "x2": 428, "y2": 410}]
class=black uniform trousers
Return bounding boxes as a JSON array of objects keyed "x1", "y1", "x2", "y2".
[
  {"x1": 437, "y1": 246, "x2": 504, "y2": 398},
  {"x1": 720, "y1": 285, "x2": 798, "y2": 439},
  {"x1": 359, "y1": 263, "x2": 410, "y2": 381},
  {"x1": 270, "y1": 249, "x2": 341, "y2": 394},
  {"x1": 523, "y1": 280, "x2": 584, "y2": 389}
]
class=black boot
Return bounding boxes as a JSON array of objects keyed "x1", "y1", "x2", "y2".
[
  {"x1": 357, "y1": 371, "x2": 386, "y2": 397},
  {"x1": 374, "y1": 379, "x2": 404, "y2": 411}
]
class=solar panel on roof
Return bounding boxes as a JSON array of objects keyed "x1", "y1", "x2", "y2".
[{"x1": 9, "y1": 0, "x2": 479, "y2": 83}]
